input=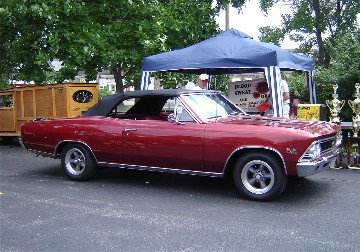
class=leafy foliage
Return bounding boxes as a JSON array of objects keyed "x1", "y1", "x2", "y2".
[
  {"x1": 315, "y1": 30, "x2": 360, "y2": 121},
  {"x1": 98, "y1": 88, "x2": 112, "y2": 101},
  {"x1": 0, "y1": 0, "x2": 222, "y2": 91},
  {"x1": 217, "y1": 0, "x2": 247, "y2": 10},
  {"x1": 288, "y1": 30, "x2": 360, "y2": 121},
  {"x1": 209, "y1": 75, "x2": 231, "y2": 95},
  {"x1": 257, "y1": 0, "x2": 359, "y2": 121},
  {"x1": 2, "y1": 0, "x2": 358, "y2": 122},
  {"x1": 258, "y1": 0, "x2": 360, "y2": 65},
  {"x1": 285, "y1": 71, "x2": 310, "y2": 103},
  {"x1": 258, "y1": 26, "x2": 285, "y2": 46}
]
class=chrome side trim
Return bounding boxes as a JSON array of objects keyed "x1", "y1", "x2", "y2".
[
  {"x1": 20, "y1": 138, "x2": 56, "y2": 157},
  {"x1": 26, "y1": 149, "x2": 56, "y2": 158},
  {"x1": 28, "y1": 139, "x2": 222, "y2": 177},
  {"x1": 97, "y1": 162, "x2": 223, "y2": 177},
  {"x1": 223, "y1": 146, "x2": 287, "y2": 175}
]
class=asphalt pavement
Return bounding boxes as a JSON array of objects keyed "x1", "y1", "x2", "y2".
[{"x1": 1, "y1": 139, "x2": 360, "y2": 252}]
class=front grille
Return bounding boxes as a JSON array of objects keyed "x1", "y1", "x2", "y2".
[
  {"x1": 300, "y1": 136, "x2": 339, "y2": 162},
  {"x1": 320, "y1": 138, "x2": 335, "y2": 153}
]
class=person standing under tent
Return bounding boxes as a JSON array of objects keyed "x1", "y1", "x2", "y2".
[
  {"x1": 280, "y1": 76, "x2": 290, "y2": 118},
  {"x1": 193, "y1": 74, "x2": 209, "y2": 90},
  {"x1": 290, "y1": 95, "x2": 300, "y2": 118}
]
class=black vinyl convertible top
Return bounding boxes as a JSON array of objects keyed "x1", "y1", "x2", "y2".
[{"x1": 83, "y1": 89, "x2": 220, "y2": 117}]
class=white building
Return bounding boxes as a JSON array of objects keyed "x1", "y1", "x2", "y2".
[{"x1": 97, "y1": 74, "x2": 117, "y2": 94}]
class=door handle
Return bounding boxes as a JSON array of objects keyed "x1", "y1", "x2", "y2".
[{"x1": 124, "y1": 128, "x2": 137, "y2": 135}]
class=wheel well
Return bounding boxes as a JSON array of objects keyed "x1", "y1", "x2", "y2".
[
  {"x1": 223, "y1": 148, "x2": 285, "y2": 179},
  {"x1": 55, "y1": 141, "x2": 92, "y2": 159}
]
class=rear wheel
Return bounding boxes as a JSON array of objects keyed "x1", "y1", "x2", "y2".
[
  {"x1": 233, "y1": 151, "x2": 287, "y2": 201},
  {"x1": 61, "y1": 143, "x2": 97, "y2": 181}
]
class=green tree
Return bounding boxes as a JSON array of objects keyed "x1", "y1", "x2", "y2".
[
  {"x1": 283, "y1": 30, "x2": 359, "y2": 121},
  {"x1": 255, "y1": 0, "x2": 359, "y2": 121},
  {"x1": 0, "y1": 0, "x2": 224, "y2": 92},
  {"x1": 0, "y1": 1, "x2": 54, "y2": 84},
  {"x1": 258, "y1": 26, "x2": 285, "y2": 46},
  {"x1": 257, "y1": 0, "x2": 359, "y2": 65},
  {"x1": 315, "y1": 30, "x2": 360, "y2": 121}
]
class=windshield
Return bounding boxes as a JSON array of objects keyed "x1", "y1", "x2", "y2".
[{"x1": 181, "y1": 93, "x2": 246, "y2": 122}]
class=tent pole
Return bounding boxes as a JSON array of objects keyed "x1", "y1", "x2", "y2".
[
  {"x1": 140, "y1": 71, "x2": 151, "y2": 90},
  {"x1": 265, "y1": 66, "x2": 283, "y2": 117},
  {"x1": 305, "y1": 71, "x2": 316, "y2": 104}
]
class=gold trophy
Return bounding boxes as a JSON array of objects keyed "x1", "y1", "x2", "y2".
[
  {"x1": 326, "y1": 84, "x2": 345, "y2": 124},
  {"x1": 348, "y1": 83, "x2": 360, "y2": 137}
]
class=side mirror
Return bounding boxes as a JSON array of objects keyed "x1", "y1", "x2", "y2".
[
  {"x1": 167, "y1": 113, "x2": 185, "y2": 125},
  {"x1": 167, "y1": 113, "x2": 176, "y2": 123}
]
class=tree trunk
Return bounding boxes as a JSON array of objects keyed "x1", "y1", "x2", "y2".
[
  {"x1": 113, "y1": 63, "x2": 124, "y2": 94},
  {"x1": 313, "y1": 0, "x2": 327, "y2": 66}
]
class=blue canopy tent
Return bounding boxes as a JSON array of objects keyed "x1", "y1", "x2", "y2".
[{"x1": 141, "y1": 29, "x2": 316, "y2": 117}]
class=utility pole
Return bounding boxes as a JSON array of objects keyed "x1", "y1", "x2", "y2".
[{"x1": 225, "y1": 1, "x2": 230, "y2": 30}]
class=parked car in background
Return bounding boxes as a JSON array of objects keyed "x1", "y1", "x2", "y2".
[{"x1": 20, "y1": 89, "x2": 342, "y2": 201}]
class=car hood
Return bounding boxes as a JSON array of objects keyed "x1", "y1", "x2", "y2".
[{"x1": 217, "y1": 115, "x2": 340, "y2": 137}]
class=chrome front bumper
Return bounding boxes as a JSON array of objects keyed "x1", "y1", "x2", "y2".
[{"x1": 296, "y1": 148, "x2": 341, "y2": 177}]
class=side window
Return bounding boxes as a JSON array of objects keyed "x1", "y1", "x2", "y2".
[
  {"x1": 178, "y1": 108, "x2": 194, "y2": 122},
  {"x1": 162, "y1": 98, "x2": 175, "y2": 113},
  {"x1": 118, "y1": 98, "x2": 135, "y2": 113},
  {"x1": 110, "y1": 98, "x2": 135, "y2": 117}
]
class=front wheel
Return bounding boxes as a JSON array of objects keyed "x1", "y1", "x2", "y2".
[
  {"x1": 233, "y1": 151, "x2": 287, "y2": 201},
  {"x1": 61, "y1": 143, "x2": 98, "y2": 181}
]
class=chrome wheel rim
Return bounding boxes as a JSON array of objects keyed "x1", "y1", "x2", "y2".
[
  {"x1": 65, "y1": 148, "x2": 86, "y2": 176},
  {"x1": 241, "y1": 160, "x2": 275, "y2": 195}
]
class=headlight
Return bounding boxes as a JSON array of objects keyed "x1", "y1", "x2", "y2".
[{"x1": 307, "y1": 143, "x2": 321, "y2": 159}]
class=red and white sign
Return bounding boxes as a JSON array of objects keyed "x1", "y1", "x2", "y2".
[{"x1": 228, "y1": 78, "x2": 270, "y2": 113}]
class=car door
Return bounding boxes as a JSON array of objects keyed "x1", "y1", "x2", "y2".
[
  {"x1": 122, "y1": 119, "x2": 205, "y2": 171},
  {"x1": 93, "y1": 117, "x2": 127, "y2": 164}
]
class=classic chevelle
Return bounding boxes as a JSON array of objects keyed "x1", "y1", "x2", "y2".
[{"x1": 21, "y1": 89, "x2": 342, "y2": 201}]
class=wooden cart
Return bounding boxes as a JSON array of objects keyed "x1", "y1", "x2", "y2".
[{"x1": 0, "y1": 83, "x2": 98, "y2": 137}]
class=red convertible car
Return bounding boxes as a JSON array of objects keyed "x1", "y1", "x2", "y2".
[{"x1": 20, "y1": 89, "x2": 342, "y2": 201}]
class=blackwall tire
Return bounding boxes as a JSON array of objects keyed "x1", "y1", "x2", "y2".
[
  {"x1": 233, "y1": 151, "x2": 287, "y2": 201},
  {"x1": 61, "y1": 143, "x2": 97, "y2": 181}
]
